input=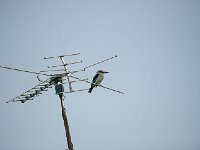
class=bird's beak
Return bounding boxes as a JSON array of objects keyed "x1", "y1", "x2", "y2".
[{"x1": 102, "y1": 71, "x2": 109, "y2": 73}]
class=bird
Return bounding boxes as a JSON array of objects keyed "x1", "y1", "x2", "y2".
[{"x1": 88, "y1": 70, "x2": 109, "y2": 93}]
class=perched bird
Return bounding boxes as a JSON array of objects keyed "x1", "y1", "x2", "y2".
[{"x1": 88, "y1": 70, "x2": 109, "y2": 93}]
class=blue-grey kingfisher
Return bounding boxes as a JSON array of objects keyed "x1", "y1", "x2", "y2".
[{"x1": 88, "y1": 70, "x2": 109, "y2": 93}]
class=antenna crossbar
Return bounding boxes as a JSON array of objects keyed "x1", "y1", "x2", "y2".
[
  {"x1": 64, "y1": 88, "x2": 89, "y2": 93},
  {"x1": 47, "y1": 61, "x2": 82, "y2": 68},
  {"x1": 62, "y1": 78, "x2": 88, "y2": 84},
  {"x1": 44, "y1": 53, "x2": 80, "y2": 59}
]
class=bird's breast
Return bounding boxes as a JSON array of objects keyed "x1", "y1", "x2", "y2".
[{"x1": 95, "y1": 73, "x2": 104, "y2": 85}]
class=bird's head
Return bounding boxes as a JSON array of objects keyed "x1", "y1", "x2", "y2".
[{"x1": 97, "y1": 70, "x2": 109, "y2": 74}]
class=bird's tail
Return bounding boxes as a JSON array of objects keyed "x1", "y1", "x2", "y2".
[{"x1": 88, "y1": 87, "x2": 93, "y2": 93}]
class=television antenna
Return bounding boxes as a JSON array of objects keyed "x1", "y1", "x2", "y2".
[{"x1": 0, "y1": 53, "x2": 124, "y2": 150}]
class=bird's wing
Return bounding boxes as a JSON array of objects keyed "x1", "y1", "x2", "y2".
[
  {"x1": 6, "y1": 78, "x2": 52, "y2": 103},
  {"x1": 92, "y1": 74, "x2": 99, "y2": 84}
]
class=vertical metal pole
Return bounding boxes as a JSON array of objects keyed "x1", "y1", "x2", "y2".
[
  {"x1": 59, "y1": 93, "x2": 74, "y2": 150},
  {"x1": 60, "y1": 57, "x2": 73, "y2": 92}
]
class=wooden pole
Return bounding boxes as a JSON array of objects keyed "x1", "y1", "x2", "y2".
[{"x1": 59, "y1": 93, "x2": 74, "y2": 150}]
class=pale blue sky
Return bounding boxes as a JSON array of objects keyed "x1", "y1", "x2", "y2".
[{"x1": 0, "y1": 0, "x2": 200, "y2": 150}]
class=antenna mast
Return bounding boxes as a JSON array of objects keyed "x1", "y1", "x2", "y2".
[
  {"x1": 1, "y1": 52, "x2": 124, "y2": 150},
  {"x1": 45, "y1": 53, "x2": 81, "y2": 150}
]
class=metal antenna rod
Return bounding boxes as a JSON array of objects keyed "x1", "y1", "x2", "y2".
[
  {"x1": 60, "y1": 57, "x2": 73, "y2": 92},
  {"x1": 64, "y1": 88, "x2": 89, "y2": 93},
  {"x1": 82, "y1": 55, "x2": 117, "y2": 71},
  {"x1": 0, "y1": 65, "x2": 51, "y2": 76},
  {"x1": 68, "y1": 55, "x2": 118, "y2": 75},
  {"x1": 44, "y1": 53, "x2": 80, "y2": 59},
  {"x1": 47, "y1": 61, "x2": 82, "y2": 68},
  {"x1": 6, "y1": 78, "x2": 50, "y2": 103},
  {"x1": 70, "y1": 75, "x2": 125, "y2": 94}
]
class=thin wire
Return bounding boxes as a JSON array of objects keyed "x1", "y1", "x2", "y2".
[{"x1": 0, "y1": 65, "x2": 51, "y2": 76}]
